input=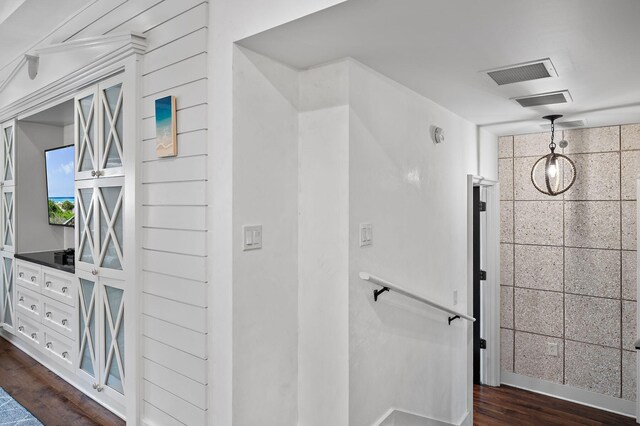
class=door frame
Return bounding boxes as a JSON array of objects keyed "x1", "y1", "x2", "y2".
[{"x1": 467, "y1": 174, "x2": 500, "y2": 408}]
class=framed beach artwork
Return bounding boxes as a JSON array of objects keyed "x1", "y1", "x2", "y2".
[{"x1": 155, "y1": 95, "x2": 177, "y2": 157}]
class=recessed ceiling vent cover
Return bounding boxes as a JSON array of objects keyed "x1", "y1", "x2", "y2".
[
  {"x1": 486, "y1": 59, "x2": 557, "y2": 85},
  {"x1": 540, "y1": 119, "x2": 586, "y2": 130},
  {"x1": 514, "y1": 90, "x2": 572, "y2": 108}
]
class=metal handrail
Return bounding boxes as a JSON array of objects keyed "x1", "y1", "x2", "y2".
[{"x1": 359, "y1": 272, "x2": 475, "y2": 324}]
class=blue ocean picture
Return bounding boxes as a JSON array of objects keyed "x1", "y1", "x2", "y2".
[
  {"x1": 155, "y1": 95, "x2": 177, "y2": 157},
  {"x1": 45, "y1": 145, "x2": 75, "y2": 226}
]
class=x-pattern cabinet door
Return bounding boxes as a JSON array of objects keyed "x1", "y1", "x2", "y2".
[
  {"x1": 97, "y1": 76, "x2": 125, "y2": 178},
  {"x1": 75, "y1": 88, "x2": 99, "y2": 181},
  {"x1": 1, "y1": 121, "x2": 15, "y2": 187},
  {"x1": 77, "y1": 270, "x2": 98, "y2": 385},
  {"x1": 1, "y1": 185, "x2": 15, "y2": 253},
  {"x1": 99, "y1": 276, "x2": 125, "y2": 402},
  {"x1": 1, "y1": 252, "x2": 14, "y2": 334},
  {"x1": 75, "y1": 179, "x2": 96, "y2": 273}
]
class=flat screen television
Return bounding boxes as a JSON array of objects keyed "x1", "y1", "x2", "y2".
[{"x1": 45, "y1": 145, "x2": 75, "y2": 227}]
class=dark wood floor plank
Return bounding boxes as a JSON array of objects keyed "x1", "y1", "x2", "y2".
[
  {"x1": 0, "y1": 336, "x2": 124, "y2": 426},
  {"x1": 474, "y1": 384, "x2": 636, "y2": 426}
]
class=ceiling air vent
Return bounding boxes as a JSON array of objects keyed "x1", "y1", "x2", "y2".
[
  {"x1": 540, "y1": 119, "x2": 586, "y2": 130},
  {"x1": 485, "y1": 59, "x2": 557, "y2": 85},
  {"x1": 514, "y1": 90, "x2": 572, "y2": 108}
]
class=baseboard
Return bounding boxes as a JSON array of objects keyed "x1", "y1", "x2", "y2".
[
  {"x1": 372, "y1": 407, "x2": 469, "y2": 426},
  {"x1": 501, "y1": 370, "x2": 636, "y2": 418}
]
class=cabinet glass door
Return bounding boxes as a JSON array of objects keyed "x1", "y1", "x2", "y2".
[
  {"x1": 1, "y1": 254, "x2": 14, "y2": 334},
  {"x1": 1, "y1": 122, "x2": 15, "y2": 186},
  {"x1": 99, "y1": 79, "x2": 124, "y2": 178},
  {"x1": 96, "y1": 177, "x2": 124, "y2": 277},
  {"x1": 77, "y1": 273, "x2": 98, "y2": 383},
  {"x1": 1, "y1": 186, "x2": 14, "y2": 253},
  {"x1": 100, "y1": 279, "x2": 125, "y2": 397},
  {"x1": 75, "y1": 180, "x2": 95, "y2": 273},
  {"x1": 75, "y1": 89, "x2": 98, "y2": 181}
]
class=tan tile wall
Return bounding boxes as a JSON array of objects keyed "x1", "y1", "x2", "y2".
[{"x1": 499, "y1": 125, "x2": 639, "y2": 401}]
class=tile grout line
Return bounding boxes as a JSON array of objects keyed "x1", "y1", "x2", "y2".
[
  {"x1": 512, "y1": 138, "x2": 516, "y2": 373},
  {"x1": 619, "y1": 125, "x2": 623, "y2": 398},
  {"x1": 562, "y1": 129, "x2": 566, "y2": 385}
]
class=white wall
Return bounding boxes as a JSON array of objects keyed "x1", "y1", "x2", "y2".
[
  {"x1": 348, "y1": 61, "x2": 477, "y2": 425},
  {"x1": 232, "y1": 46, "x2": 300, "y2": 426},
  {"x1": 208, "y1": 1, "x2": 349, "y2": 423},
  {"x1": 298, "y1": 61, "x2": 350, "y2": 426}
]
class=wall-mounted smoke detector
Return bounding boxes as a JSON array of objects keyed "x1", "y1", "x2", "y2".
[
  {"x1": 484, "y1": 58, "x2": 558, "y2": 85},
  {"x1": 539, "y1": 119, "x2": 586, "y2": 131},
  {"x1": 513, "y1": 90, "x2": 572, "y2": 108}
]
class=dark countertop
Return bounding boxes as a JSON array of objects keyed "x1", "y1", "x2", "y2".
[{"x1": 15, "y1": 250, "x2": 75, "y2": 274}]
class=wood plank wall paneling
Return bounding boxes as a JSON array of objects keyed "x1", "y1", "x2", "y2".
[{"x1": 37, "y1": 1, "x2": 211, "y2": 424}]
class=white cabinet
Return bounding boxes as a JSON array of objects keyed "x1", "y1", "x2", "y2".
[
  {"x1": 1, "y1": 184, "x2": 15, "y2": 253},
  {"x1": 77, "y1": 270, "x2": 126, "y2": 406},
  {"x1": 1, "y1": 121, "x2": 15, "y2": 187},
  {"x1": 0, "y1": 252, "x2": 14, "y2": 334},
  {"x1": 75, "y1": 177, "x2": 125, "y2": 279},
  {"x1": 75, "y1": 76, "x2": 125, "y2": 181}
]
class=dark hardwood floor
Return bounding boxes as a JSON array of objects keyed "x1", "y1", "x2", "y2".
[
  {"x1": 475, "y1": 384, "x2": 636, "y2": 425},
  {"x1": 0, "y1": 336, "x2": 124, "y2": 426}
]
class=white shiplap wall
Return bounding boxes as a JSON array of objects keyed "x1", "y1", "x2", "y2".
[{"x1": 27, "y1": 1, "x2": 210, "y2": 424}]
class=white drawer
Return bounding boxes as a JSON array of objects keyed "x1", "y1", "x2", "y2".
[
  {"x1": 42, "y1": 268, "x2": 75, "y2": 307},
  {"x1": 16, "y1": 314, "x2": 42, "y2": 348},
  {"x1": 16, "y1": 286, "x2": 42, "y2": 323},
  {"x1": 16, "y1": 261, "x2": 41, "y2": 292},
  {"x1": 42, "y1": 326, "x2": 74, "y2": 371},
  {"x1": 42, "y1": 298, "x2": 74, "y2": 340}
]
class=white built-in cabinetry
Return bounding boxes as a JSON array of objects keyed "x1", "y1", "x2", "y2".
[
  {"x1": 74, "y1": 74, "x2": 127, "y2": 411},
  {"x1": 0, "y1": 120, "x2": 15, "y2": 334},
  {"x1": 0, "y1": 73, "x2": 129, "y2": 419}
]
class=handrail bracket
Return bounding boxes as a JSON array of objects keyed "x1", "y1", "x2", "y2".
[
  {"x1": 373, "y1": 287, "x2": 390, "y2": 302},
  {"x1": 448, "y1": 315, "x2": 460, "y2": 325}
]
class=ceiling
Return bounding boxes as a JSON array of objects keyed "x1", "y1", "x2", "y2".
[
  {"x1": 0, "y1": 0, "x2": 90, "y2": 74},
  {"x1": 238, "y1": 0, "x2": 640, "y2": 136}
]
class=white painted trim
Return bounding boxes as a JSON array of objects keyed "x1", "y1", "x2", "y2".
[
  {"x1": 33, "y1": 33, "x2": 146, "y2": 56},
  {"x1": 0, "y1": 56, "x2": 27, "y2": 93},
  {"x1": 502, "y1": 370, "x2": 636, "y2": 418},
  {"x1": 466, "y1": 175, "x2": 474, "y2": 426},
  {"x1": 480, "y1": 181, "x2": 500, "y2": 387},
  {"x1": 0, "y1": 33, "x2": 146, "y2": 119}
]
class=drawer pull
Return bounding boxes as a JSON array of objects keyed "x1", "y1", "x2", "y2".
[
  {"x1": 96, "y1": 385, "x2": 103, "y2": 392},
  {"x1": 61, "y1": 319, "x2": 68, "y2": 326},
  {"x1": 18, "y1": 326, "x2": 23, "y2": 332},
  {"x1": 46, "y1": 342, "x2": 52, "y2": 349},
  {"x1": 62, "y1": 287, "x2": 68, "y2": 294},
  {"x1": 30, "y1": 276, "x2": 36, "y2": 282},
  {"x1": 91, "y1": 269, "x2": 98, "y2": 276},
  {"x1": 30, "y1": 333, "x2": 36, "y2": 339},
  {"x1": 46, "y1": 312, "x2": 52, "y2": 318},
  {"x1": 19, "y1": 272, "x2": 23, "y2": 278},
  {"x1": 92, "y1": 383, "x2": 98, "y2": 389},
  {"x1": 19, "y1": 296, "x2": 23, "y2": 302},
  {"x1": 62, "y1": 352, "x2": 69, "y2": 359},
  {"x1": 30, "y1": 304, "x2": 36, "y2": 311},
  {"x1": 45, "y1": 281, "x2": 51, "y2": 287}
]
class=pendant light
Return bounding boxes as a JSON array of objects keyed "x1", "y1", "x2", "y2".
[{"x1": 531, "y1": 115, "x2": 576, "y2": 196}]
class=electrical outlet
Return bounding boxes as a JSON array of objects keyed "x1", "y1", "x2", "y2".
[
  {"x1": 453, "y1": 290, "x2": 458, "y2": 306},
  {"x1": 547, "y1": 342, "x2": 558, "y2": 357}
]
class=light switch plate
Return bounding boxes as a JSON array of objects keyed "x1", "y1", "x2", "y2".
[
  {"x1": 453, "y1": 290, "x2": 458, "y2": 306},
  {"x1": 547, "y1": 342, "x2": 558, "y2": 357},
  {"x1": 243, "y1": 225, "x2": 262, "y2": 251},
  {"x1": 360, "y1": 223, "x2": 373, "y2": 247}
]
